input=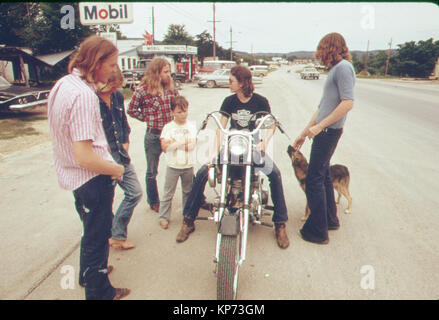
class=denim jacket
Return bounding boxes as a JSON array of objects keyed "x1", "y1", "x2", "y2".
[{"x1": 99, "y1": 90, "x2": 131, "y2": 165}]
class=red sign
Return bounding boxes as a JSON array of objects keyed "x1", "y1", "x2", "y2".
[{"x1": 143, "y1": 30, "x2": 153, "y2": 46}]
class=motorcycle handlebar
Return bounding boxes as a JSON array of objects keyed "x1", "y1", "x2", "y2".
[{"x1": 200, "y1": 111, "x2": 281, "y2": 137}]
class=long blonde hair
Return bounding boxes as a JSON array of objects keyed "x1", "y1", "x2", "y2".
[
  {"x1": 140, "y1": 58, "x2": 173, "y2": 95},
  {"x1": 68, "y1": 35, "x2": 118, "y2": 84}
]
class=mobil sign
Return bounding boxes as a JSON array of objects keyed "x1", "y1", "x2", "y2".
[{"x1": 79, "y1": 2, "x2": 133, "y2": 25}]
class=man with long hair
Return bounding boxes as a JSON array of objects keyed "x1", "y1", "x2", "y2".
[
  {"x1": 48, "y1": 35, "x2": 130, "y2": 299},
  {"x1": 176, "y1": 65, "x2": 290, "y2": 249},
  {"x1": 293, "y1": 32, "x2": 355, "y2": 244},
  {"x1": 128, "y1": 58, "x2": 178, "y2": 213}
]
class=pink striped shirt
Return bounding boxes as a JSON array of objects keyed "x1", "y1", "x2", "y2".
[{"x1": 47, "y1": 68, "x2": 114, "y2": 190}]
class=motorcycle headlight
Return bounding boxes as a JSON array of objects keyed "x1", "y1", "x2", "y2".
[{"x1": 229, "y1": 135, "x2": 248, "y2": 157}]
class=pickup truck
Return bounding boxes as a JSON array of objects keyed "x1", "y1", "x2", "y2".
[
  {"x1": 122, "y1": 60, "x2": 150, "y2": 87},
  {"x1": 122, "y1": 59, "x2": 185, "y2": 89}
]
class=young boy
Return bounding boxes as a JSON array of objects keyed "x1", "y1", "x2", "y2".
[{"x1": 158, "y1": 96, "x2": 197, "y2": 229}]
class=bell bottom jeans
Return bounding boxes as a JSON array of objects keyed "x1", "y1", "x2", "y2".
[
  {"x1": 301, "y1": 129, "x2": 343, "y2": 242},
  {"x1": 144, "y1": 131, "x2": 162, "y2": 207}
]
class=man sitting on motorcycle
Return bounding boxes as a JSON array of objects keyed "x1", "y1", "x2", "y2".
[{"x1": 176, "y1": 65, "x2": 290, "y2": 249}]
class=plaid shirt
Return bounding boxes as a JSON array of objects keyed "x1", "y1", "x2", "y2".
[{"x1": 127, "y1": 84, "x2": 178, "y2": 130}]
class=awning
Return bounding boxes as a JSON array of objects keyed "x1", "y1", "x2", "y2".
[
  {"x1": 0, "y1": 46, "x2": 51, "y2": 67},
  {"x1": 35, "y1": 50, "x2": 75, "y2": 66}
]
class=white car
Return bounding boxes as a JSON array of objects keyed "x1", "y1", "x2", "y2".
[
  {"x1": 300, "y1": 66, "x2": 320, "y2": 80},
  {"x1": 197, "y1": 69, "x2": 262, "y2": 88}
]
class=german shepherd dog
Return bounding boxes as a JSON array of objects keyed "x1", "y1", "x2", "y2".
[{"x1": 287, "y1": 145, "x2": 352, "y2": 221}]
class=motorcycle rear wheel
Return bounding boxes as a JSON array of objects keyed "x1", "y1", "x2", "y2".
[{"x1": 217, "y1": 235, "x2": 240, "y2": 300}]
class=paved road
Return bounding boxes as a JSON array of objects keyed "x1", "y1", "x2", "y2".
[{"x1": 2, "y1": 65, "x2": 438, "y2": 300}]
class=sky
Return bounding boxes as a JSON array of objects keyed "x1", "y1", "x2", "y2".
[{"x1": 118, "y1": 2, "x2": 439, "y2": 53}]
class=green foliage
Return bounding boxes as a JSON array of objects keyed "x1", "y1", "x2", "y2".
[
  {"x1": 32, "y1": 3, "x2": 94, "y2": 55},
  {"x1": 0, "y1": 3, "x2": 94, "y2": 55},
  {"x1": 162, "y1": 24, "x2": 194, "y2": 45},
  {"x1": 392, "y1": 39, "x2": 439, "y2": 77},
  {"x1": 194, "y1": 30, "x2": 232, "y2": 63},
  {"x1": 195, "y1": 30, "x2": 213, "y2": 63},
  {"x1": 353, "y1": 39, "x2": 439, "y2": 78},
  {"x1": 0, "y1": 3, "x2": 39, "y2": 47}
]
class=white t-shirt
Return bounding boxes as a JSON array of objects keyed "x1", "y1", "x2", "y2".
[{"x1": 160, "y1": 120, "x2": 197, "y2": 169}]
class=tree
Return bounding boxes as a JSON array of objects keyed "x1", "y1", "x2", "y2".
[
  {"x1": 162, "y1": 24, "x2": 194, "y2": 45},
  {"x1": 393, "y1": 39, "x2": 439, "y2": 77},
  {"x1": 195, "y1": 30, "x2": 214, "y2": 64},
  {"x1": 0, "y1": 3, "x2": 94, "y2": 55},
  {"x1": 0, "y1": 3, "x2": 40, "y2": 47},
  {"x1": 31, "y1": 3, "x2": 94, "y2": 55},
  {"x1": 194, "y1": 30, "x2": 232, "y2": 64},
  {"x1": 351, "y1": 52, "x2": 363, "y2": 74},
  {"x1": 367, "y1": 51, "x2": 388, "y2": 75}
]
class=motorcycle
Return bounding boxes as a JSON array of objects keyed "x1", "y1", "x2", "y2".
[{"x1": 197, "y1": 111, "x2": 290, "y2": 300}]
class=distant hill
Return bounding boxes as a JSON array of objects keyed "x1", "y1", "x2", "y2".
[{"x1": 247, "y1": 49, "x2": 398, "y2": 59}]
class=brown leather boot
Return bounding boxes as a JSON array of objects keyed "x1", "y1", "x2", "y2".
[
  {"x1": 275, "y1": 223, "x2": 290, "y2": 249},
  {"x1": 176, "y1": 217, "x2": 195, "y2": 243}
]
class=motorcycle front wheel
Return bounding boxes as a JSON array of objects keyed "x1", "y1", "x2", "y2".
[{"x1": 217, "y1": 235, "x2": 241, "y2": 300}]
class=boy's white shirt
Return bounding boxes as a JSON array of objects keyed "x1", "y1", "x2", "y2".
[{"x1": 161, "y1": 120, "x2": 197, "y2": 169}]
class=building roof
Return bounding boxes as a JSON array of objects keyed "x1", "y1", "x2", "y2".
[
  {"x1": 116, "y1": 39, "x2": 144, "y2": 54},
  {"x1": 35, "y1": 50, "x2": 75, "y2": 66},
  {"x1": 0, "y1": 45, "x2": 75, "y2": 67},
  {"x1": 0, "y1": 45, "x2": 50, "y2": 67}
]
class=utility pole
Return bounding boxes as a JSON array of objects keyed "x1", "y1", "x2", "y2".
[
  {"x1": 208, "y1": 3, "x2": 220, "y2": 59},
  {"x1": 152, "y1": 6, "x2": 155, "y2": 44},
  {"x1": 364, "y1": 40, "x2": 370, "y2": 73},
  {"x1": 229, "y1": 26, "x2": 237, "y2": 61},
  {"x1": 385, "y1": 38, "x2": 392, "y2": 76}
]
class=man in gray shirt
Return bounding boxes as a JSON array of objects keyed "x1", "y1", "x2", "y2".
[{"x1": 293, "y1": 33, "x2": 355, "y2": 244}]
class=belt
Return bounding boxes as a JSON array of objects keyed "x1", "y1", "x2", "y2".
[
  {"x1": 322, "y1": 127, "x2": 343, "y2": 134},
  {"x1": 146, "y1": 127, "x2": 162, "y2": 135}
]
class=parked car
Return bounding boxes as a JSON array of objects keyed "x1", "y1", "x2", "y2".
[
  {"x1": 0, "y1": 76, "x2": 51, "y2": 112},
  {"x1": 123, "y1": 59, "x2": 185, "y2": 89},
  {"x1": 249, "y1": 65, "x2": 268, "y2": 77},
  {"x1": 122, "y1": 59, "x2": 151, "y2": 87},
  {"x1": 172, "y1": 72, "x2": 186, "y2": 90},
  {"x1": 194, "y1": 60, "x2": 237, "y2": 81},
  {"x1": 300, "y1": 66, "x2": 320, "y2": 80},
  {"x1": 197, "y1": 69, "x2": 262, "y2": 88}
]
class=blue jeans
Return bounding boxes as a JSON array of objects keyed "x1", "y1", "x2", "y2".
[
  {"x1": 144, "y1": 131, "x2": 162, "y2": 206},
  {"x1": 183, "y1": 153, "x2": 288, "y2": 224},
  {"x1": 112, "y1": 162, "x2": 142, "y2": 240},
  {"x1": 74, "y1": 175, "x2": 116, "y2": 300},
  {"x1": 301, "y1": 129, "x2": 343, "y2": 242}
]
